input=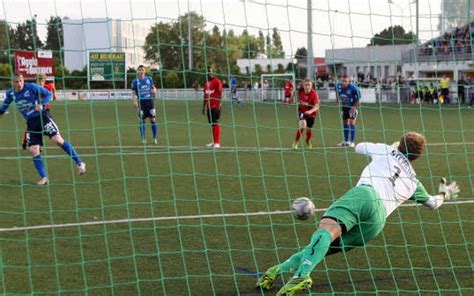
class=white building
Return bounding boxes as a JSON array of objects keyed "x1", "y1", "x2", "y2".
[
  {"x1": 63, "y1": 18, "x2": 152, "y2": 71},
  {"x1": 236, "y1": 58, "x2": 294, "y2": 74},
  {"x1": 325, "y1": 44, "x2": 416, "y2": 81}
]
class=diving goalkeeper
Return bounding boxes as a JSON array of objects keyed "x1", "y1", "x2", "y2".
[{"x1": 257, "y1": 132, "x2": 460, "y2": 295}]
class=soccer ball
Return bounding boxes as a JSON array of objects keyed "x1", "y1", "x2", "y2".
[{"x1": 291, "y1": 197, "x2": 315, "y2": 220}]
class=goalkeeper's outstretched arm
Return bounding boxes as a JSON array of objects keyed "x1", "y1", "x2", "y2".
[{"x1": 411, "y1": 178, "x2": 460, "y2": 209}]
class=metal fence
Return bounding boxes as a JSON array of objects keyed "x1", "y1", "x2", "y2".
[
  {"x1": 401, "y1": 45, "x2": 474, "y2": 63},
  {"x1": 38, "y1": 87, "x2": 464, "y2": 104}
]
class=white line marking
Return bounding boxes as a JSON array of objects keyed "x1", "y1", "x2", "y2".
[
  {"x1": 1, "y1": 142, "x2": 474, "y2": 159},
  {"x1": 1, "y1": 141, "x2": 474, "y2": 151},
  {"x1": 0, "y1": 200, "x2": 472, "y2": 233}
]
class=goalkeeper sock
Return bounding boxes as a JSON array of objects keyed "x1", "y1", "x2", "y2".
[
  {"x1": 33, "y1": 155, "x2": 47, "y2": 178},
  {"x1": 343, "y1": 124, "x2": 350, "y2": 142},
  {"x1": 278, "y1": 251, "x2": 303, "y2": 273},
  {"x1": 61, "y1": 141, "x2": 82, "y2": 166},
  {"x1": 295, "y1": 228, "x2": 332, "y2": 277},
  {"x1": 151, "y1": 121, "x2": 157, "y2": 139},
  {"x1": 350, "y1": 124, "x2": 356, "y2": 142},
  {"x1": 139, "y1": 121, "x2": 146, "y2": 139}
]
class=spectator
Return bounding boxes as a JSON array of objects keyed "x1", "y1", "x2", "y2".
[
  {"x1": 440, "y1": 75, "x2": 450, "y2": 104},
  {"x1": 469, "y1": 76, "x2": 474, "y2": 108},
  {"x1": 457, "y1": 76, "x2": 467, "y2": 104},
  {"x1": 222, "y1": 80, "x2": 229, "y2": 89}
]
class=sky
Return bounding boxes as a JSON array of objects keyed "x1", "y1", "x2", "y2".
[{"x1": 1, "y1": 0, "x2": 442, "y2": 57}]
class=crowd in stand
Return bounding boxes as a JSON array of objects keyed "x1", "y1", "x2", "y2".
[{"x1": 418, "y1": 22, "x2": 474, "y2": 56}]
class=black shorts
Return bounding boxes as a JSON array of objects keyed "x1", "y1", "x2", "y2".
[
  {"x1": 441, "y1": 88, "x2": 449, "y2": 97},
  {"x1": 26, "y1": 114, "x2": 60, "y2": 147},
  {"x1": 298, "y1": 112, "x2": 315, "y2": 128},
  {"x1": 207, "y1": 107, "x2": 221, "y2": 124},
  {"x1": 138, "y1": 100, "x2": 156, "y2": 120},
  {"x1": 341, "y1": 107, "x2": 358, "y2": 120}
]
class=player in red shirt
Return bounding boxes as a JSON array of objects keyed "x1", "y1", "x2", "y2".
[
  {"x1": 292, "y1": 79, "x2": 320, "y2": 149},
  {"x1": 201, "y1": 67, "x2": 223, "y2": 148},
  {"x1": 38, "y1": 74, "x2": 57, "y2": 111},
  {"x1": 283, "y1": 80, "x2": 294, "y2": 104},
  {"x1": 22, "y1": 74, "x2": 57, "y2": 149}
]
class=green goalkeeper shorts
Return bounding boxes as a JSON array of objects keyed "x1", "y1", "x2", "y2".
[{"x1": 322, "y1": 185, "x2": 387, "y2": 253}]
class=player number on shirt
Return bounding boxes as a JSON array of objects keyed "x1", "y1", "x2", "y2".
[{"x1": 389, "y1": 166, "x2": 401, "y2": 187}]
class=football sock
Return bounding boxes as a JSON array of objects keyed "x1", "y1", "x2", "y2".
[
  {"x1": 278, "y1": 251, "x2": 303, "y2": 273},
  {"x1": 151, "y1": 121, "x2": 157, "y2": 139},
  {"x1": 295, "y1": 228, "x2": 333, "y2": 277},
  {"x1": 343, "y1": 124, "x2": 350, "y2": 142},
  {"x1": 212, "y1": 125, "x2": 221, "y2": 144},
  {"x1": 350, "y1": 125, "x2": 356, "y2": 143},
  {"x1": 295, "y1": 129, "x2": 302, "y2": 142},
  {"x1": 306, "y1": 129, "x2": 312, "y2": 143},
  {"x1": 61, "y1": 141, "x2": 82, "y2": 166},
  {"x1": 139, "y1": 121, "x2": 146, "y2": 139},
  {"x1": 33, "y1": 155, "x2": 47, "y2": 178}
]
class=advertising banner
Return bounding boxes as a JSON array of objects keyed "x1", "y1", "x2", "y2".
[
  {"x1": 89, "y1": 52, "x2": 126, "y2": 81},
  {"x1": 15, "y1": 50, "x2": 54, "y2": 79}
]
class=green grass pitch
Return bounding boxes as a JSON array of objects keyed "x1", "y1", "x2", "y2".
[{"x1": 0, "y1": 99, "x2": 473, "y2": 295}]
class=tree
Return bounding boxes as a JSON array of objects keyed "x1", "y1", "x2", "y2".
[
  {"x1": 265, "y1": 34, "x2": 272, "y2": 57},
  {"x1": 142, "y1": 12, "x2": 283, "y2": 85},
  {"x1": 257, "y1": 30, "x2": 265, "y2": 54},
  {"x1": 276, "y1": 63, "x2": 285, "y2": 73},
  {"x1": 143, "y1": 12, "x2": 206, "y2": 71},
  {"x1": 253, "y1": 64, "x2": 263, "y2": 77},
  {"x1": 207, "y1": 25, "x2": 227, "y2": 72},
  {"x1": 241, "y1": 29, "x2": 258, "y2": 59},
  {"x1": 294, "y1": 47, "x2": 307, "y2": 60},
  {"x1": 271, "y1": 27, "x2": 284, "y2": 58},
  {"x1": 0, "y1": 20, "x2": 13, "y2": 63},
  {"x1": 44, "y1": 16, "x2": 63, "y2": 51},
  {"x1": 13, "y1": 18, "x2": 43, "y2": 50},
  {"x1": 163, "y1": 71, "x2": 181, "y2": 88},
  {"x1": 368, "y1": 25, "x2": 416, "y2": 46}
]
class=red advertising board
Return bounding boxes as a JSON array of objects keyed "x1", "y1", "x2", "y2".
[{"x1": 14, "y1": 50, "x2": 54, "y2": 79}]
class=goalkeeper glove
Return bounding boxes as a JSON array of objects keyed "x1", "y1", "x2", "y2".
[{"x1": 438, "y1": 178, "x2": 460, "y2": 200}]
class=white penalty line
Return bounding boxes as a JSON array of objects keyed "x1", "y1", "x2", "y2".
[
  {"x1": 0, "y1": 199, "x2": 473, "y2": 233},
  {"x1": 0, "y1": 141, "x2": 474, "y2": 152}
]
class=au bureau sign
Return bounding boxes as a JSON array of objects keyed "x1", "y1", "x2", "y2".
[{"x1": 88, "y1": 52, "x2": 126, "y2": 81}]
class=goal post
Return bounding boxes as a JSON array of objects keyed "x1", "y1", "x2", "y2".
[{"x1": 260, "y1": 73, "x2": 295, "y2": 101}]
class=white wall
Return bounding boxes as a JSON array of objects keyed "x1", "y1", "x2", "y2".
[
  {"x1": 64, "y1": 18, "x2": 152, "y2": 71},
  {"x1": 64, "y1": 18, "x2": 114, "y2": 71}
]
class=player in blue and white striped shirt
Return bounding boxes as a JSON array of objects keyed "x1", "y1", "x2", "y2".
[
  {"x1": 0, "y1": 73, "x2": 85, "y2": 186},
  {"x1": 335, "y1": 75, "x2": 361, "y2": 147},
  {"x1": 230, "y1": 75, "x2": 241, "y2": 106},
  {"x1": 131, "y1": 65, "x2": 157, "y2": 144}
]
